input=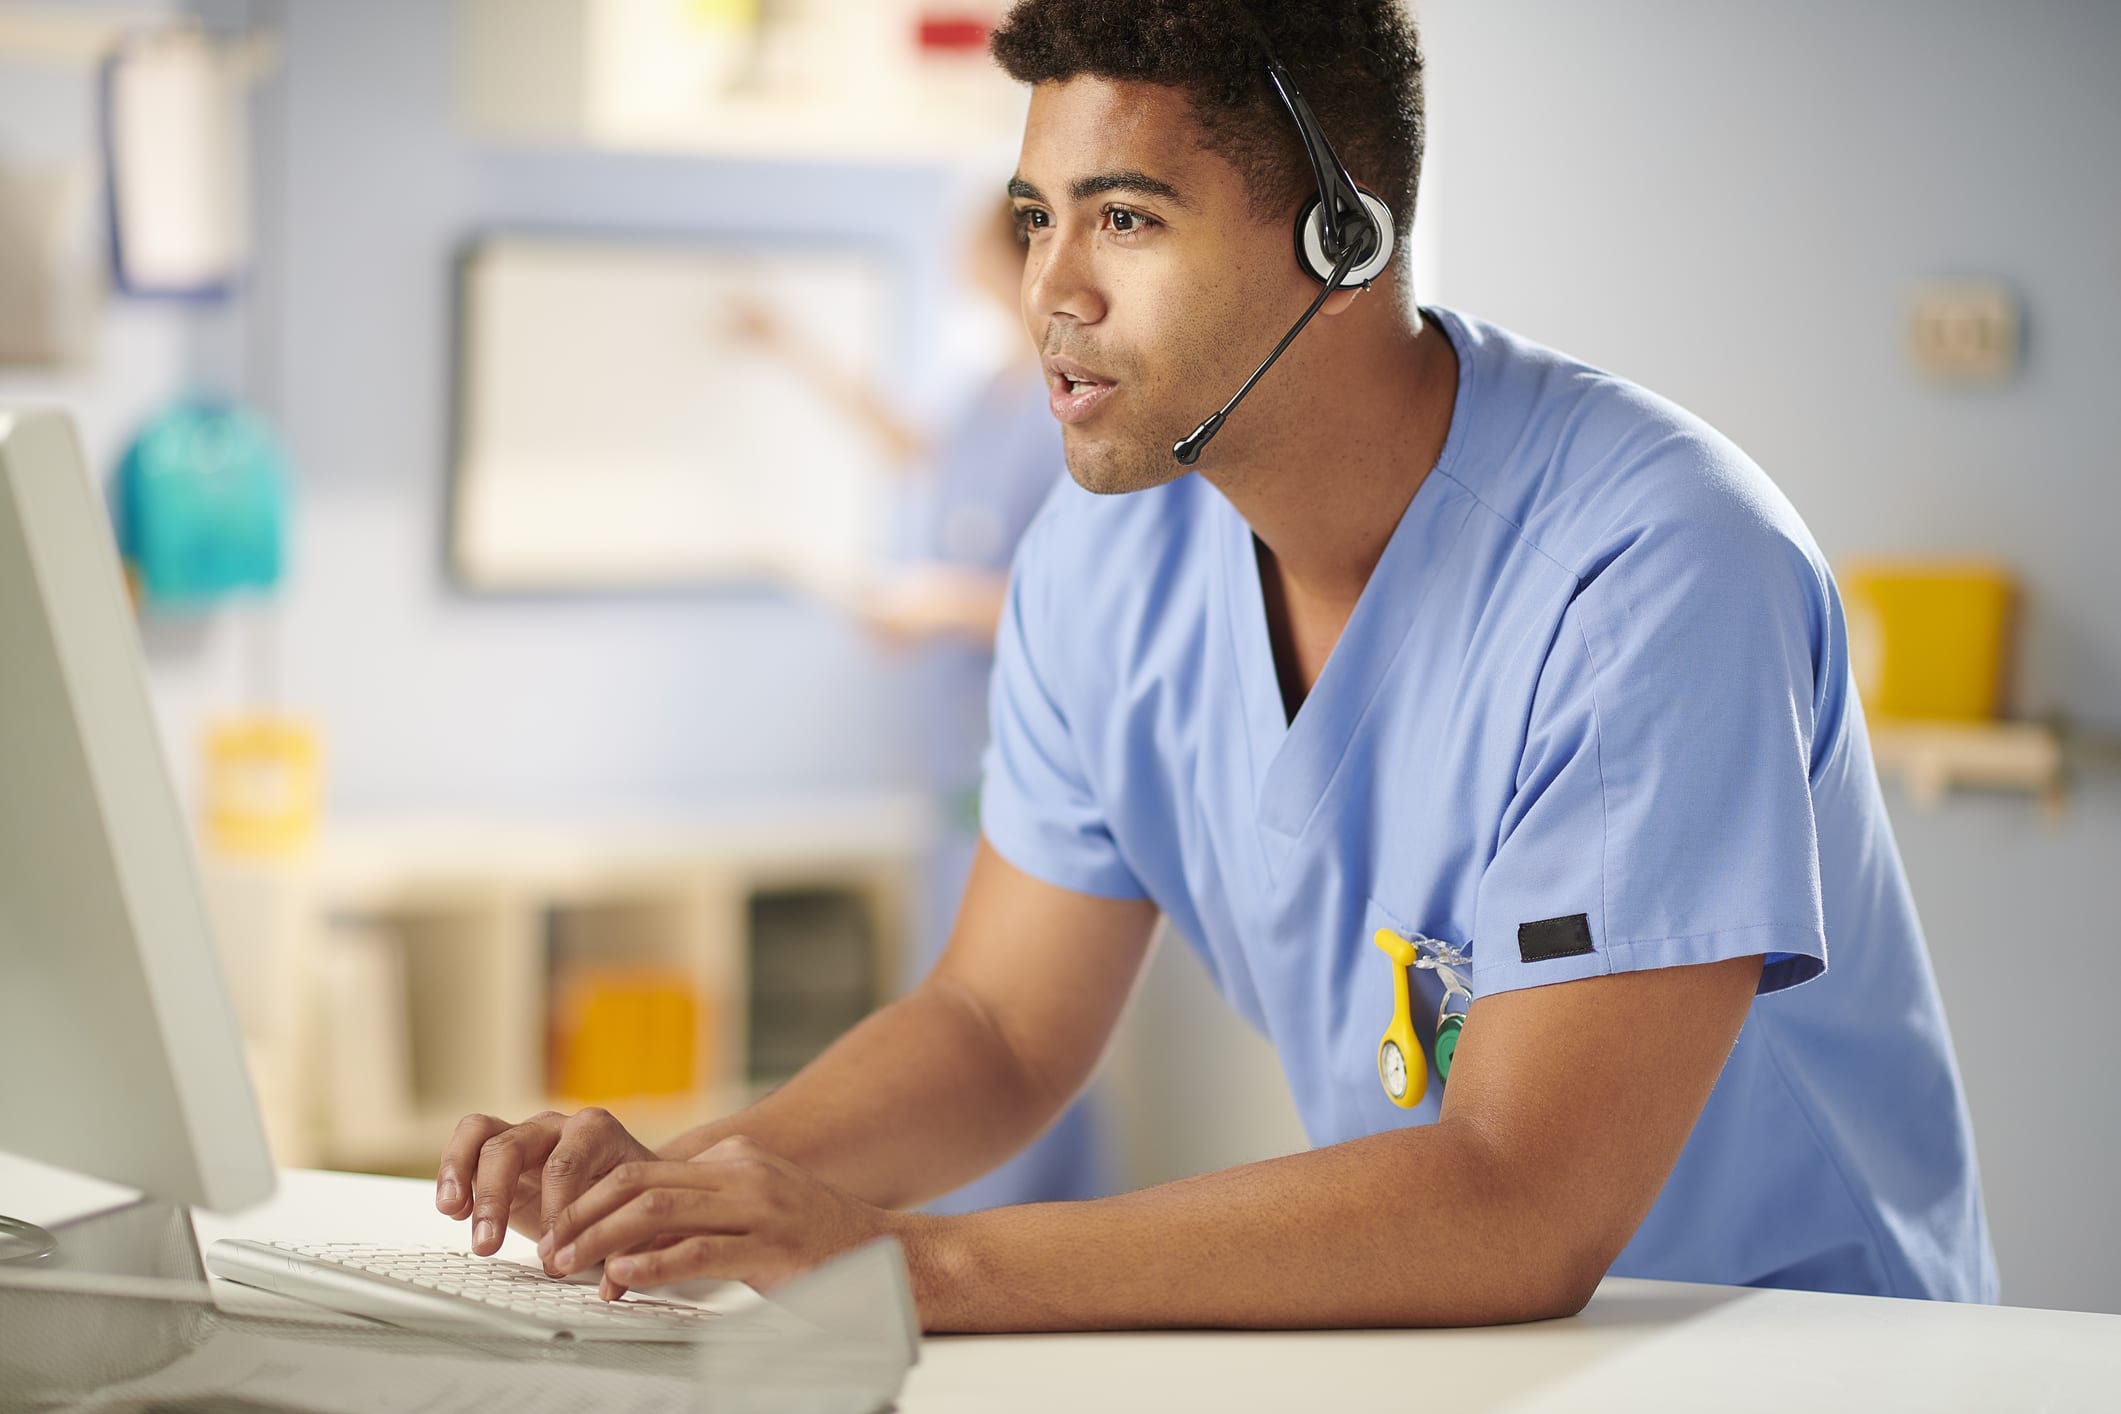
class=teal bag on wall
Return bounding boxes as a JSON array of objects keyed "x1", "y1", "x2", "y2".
[{"x1": 114, "y1": 399, "x2": 287, "y2": 606}]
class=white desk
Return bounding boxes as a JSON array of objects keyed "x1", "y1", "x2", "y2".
[{"x1": 197, "y1": 1170, "x2": 2121, "y2": 1413}]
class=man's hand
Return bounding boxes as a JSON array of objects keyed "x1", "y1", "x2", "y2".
[
  {"x1": 542, "y1": 1135, "x2": 896, "y2": 1300},
  {"x1": 435, "y1": 1107, "x2": 658, "y2": 1256}
]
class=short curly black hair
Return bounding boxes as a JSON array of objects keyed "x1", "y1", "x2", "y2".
[{"x1": 991, "y1": 0, "x2": 1424, "y2": 274}]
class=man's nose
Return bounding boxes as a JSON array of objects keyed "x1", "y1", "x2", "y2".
[{"x1": 1024, "y1": 229, "x2": 1106, "y2": 331}]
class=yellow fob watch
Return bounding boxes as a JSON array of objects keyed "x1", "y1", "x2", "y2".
[
  {"x1": 1372, "y1": 928, "x2": 1427, "y2": 1108},
  {"x1": 1373, "y1": 927, "x2": 1475, "y2": 1108}
]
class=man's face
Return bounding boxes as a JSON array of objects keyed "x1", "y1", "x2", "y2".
[{"x1": 1010, "y1": 78, "x2": 1308, "y2": 494}]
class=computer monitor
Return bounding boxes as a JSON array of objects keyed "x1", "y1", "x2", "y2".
[{"x1": 0, "y1": 407, "x2": 275, "y2": 1219}]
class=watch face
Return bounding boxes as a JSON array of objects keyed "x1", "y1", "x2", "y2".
[{"x1": 1380, "y1": 1039, "x2": 1408, "y2": 1099}]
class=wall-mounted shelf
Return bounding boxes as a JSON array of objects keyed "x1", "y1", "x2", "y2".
[
  {"x1": 1869, "y1": 719, "x2": 2066, "y2": 814},
  {"x1": 0, "y1": 7, "x2": 278, "y2": 75},
  {"x1": 456, "y1": 0, "x2": 1023, "y2": 166},
  {"x1": 0, "y1": 6, "x2": 139, "y2": 65}
]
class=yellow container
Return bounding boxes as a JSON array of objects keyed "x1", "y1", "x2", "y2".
[
  {"x1": 1839, "y1": 560, "x2": 2015, "y2": 722},
  {"x1": 549, "y1": 965, "x2": 703, "y2": 1104},
  {"x1": 202, "y1": 715, "x2": 324, "y2": 857}
]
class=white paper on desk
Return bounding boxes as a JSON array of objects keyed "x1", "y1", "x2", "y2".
[{"x1": 73, "y1": 1330, "x2": 696, "y2": 1414}]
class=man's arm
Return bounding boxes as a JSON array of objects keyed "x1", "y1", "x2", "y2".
[
  {"x1": 900, "y1": 951, "x2": 1762, "y2": 1328},
  {"x1": 651, "y1": 840, "x2": 1156, "y2": 1209},
  {"x1": 438, "y1": 839, "x2": 1156, "y2": 1253},
  {"x1": 544, "y1": 945, "x2": 1762, "y2": 1327}
]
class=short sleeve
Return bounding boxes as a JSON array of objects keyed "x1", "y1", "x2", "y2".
[
  {"x1": 978, "y1": 535, "x2": 1147, "y2": 900},
  {"x1": 1470, "y1": 514, "x2": 1831, "y2": 1000}
]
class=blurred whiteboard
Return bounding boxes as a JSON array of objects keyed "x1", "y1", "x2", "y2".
[{"x1": 449, "y1": 235, "x2": 892, "y2": 591}]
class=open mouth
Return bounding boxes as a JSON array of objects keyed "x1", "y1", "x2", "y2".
[{"x1": 1045, "y1": 356, "x2": 1118, "y2": 424}]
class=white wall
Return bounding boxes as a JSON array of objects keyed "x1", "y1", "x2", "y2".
[{"x1": 1418, "y1": 0, "x2": 2121, "y2": 1314}]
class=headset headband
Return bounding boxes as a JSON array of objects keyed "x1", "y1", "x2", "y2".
[{"x1": 1233, "y1": 4, "x2": 1380, "y2": 268}]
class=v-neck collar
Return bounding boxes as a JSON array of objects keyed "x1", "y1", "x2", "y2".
[{"x1": 1217, "y1": 307, "x2": 1481, "y2": 844}]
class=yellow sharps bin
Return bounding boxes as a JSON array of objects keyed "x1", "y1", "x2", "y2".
[{"x1": 1839, "y1": 560, "x2": 2016, "y2": 722}]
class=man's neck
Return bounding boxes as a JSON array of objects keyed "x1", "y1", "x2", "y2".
[{"x1": 1204, "y1": 311, "x2": 1459, "y2": 714}]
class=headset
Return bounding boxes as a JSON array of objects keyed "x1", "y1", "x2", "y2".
[{"x1": 1172, "y1": 9, "x2": 1398, "y2": 466}]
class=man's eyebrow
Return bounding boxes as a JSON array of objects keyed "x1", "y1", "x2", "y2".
[
  {"x1": 1006, "y1": 170, "x2": 1191, "y2": 209},
  {"x1": 1073, "y1": 169, "x2": 1190, "y2": 207}
]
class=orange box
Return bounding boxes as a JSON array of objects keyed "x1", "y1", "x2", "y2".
[
  {"x1": 549, "y1": 965, "x2": 704, "y2": 1105},
  {"x1": 1839, "y1": 560, "x2": 2015, "y2": 722}
]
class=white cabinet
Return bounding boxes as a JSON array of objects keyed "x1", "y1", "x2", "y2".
[{"x1": 203, "y1": 797, "x2": 929, "y2": 1173}]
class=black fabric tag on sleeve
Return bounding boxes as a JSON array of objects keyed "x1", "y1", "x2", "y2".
[{"x1": 1519, "y1": 913, "x2": 1596, "y2": 963}]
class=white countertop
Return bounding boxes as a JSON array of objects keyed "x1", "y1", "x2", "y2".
[{"x1": 183, "y1": 1168, "x2": 2121, "y2": 1413}]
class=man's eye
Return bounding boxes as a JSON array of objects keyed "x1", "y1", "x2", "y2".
[
  {"x1": 1105, "y1": 206, "x2": 1155, "y2": 235},
  {"x1": 1013, "y1": 207, "x2": 1049, "y2": 240}
]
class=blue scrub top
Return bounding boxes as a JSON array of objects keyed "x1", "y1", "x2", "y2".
[{"x1": 980, "y1": 306, "x2": 1997, "y2": 1302}]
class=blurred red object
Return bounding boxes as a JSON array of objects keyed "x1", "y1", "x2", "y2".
[{"x1": 917, "y1": 14, "x2": 992, "y2": 51}]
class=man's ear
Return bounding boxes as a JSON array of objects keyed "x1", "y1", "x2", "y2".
[{"x1": 1320, "y1": 285, "x2": 1366, "y2": 317}]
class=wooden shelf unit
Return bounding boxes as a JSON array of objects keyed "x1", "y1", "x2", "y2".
[
  {"x1": 201, "y1": 797, "x2": 931, "y2": 1174},
  {"x1": 1868, "y1": 719, "x2": 2066, "y2": 812}
]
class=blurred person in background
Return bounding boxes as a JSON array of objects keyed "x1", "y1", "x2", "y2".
[{"x1": 729, "y1": 193, "x2": 1099, "y2": 1216}]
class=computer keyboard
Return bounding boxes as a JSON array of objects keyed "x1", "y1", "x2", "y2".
[{"x1": 206, "y1": 1239, "x2": 739, "y2": 1343}]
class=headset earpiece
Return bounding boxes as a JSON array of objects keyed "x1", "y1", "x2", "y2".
[{"x1": 1292, "y1": 190, "x2": 1396, "y2": 288}]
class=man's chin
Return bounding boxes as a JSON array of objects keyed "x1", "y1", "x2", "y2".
[{"x1": 1062, "y1": 426, "x2": 1190, "y2": 496}]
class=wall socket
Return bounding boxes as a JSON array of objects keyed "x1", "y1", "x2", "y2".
[{"x1": 1907, "y1": 279, "x2": 2021, "y2": 383}]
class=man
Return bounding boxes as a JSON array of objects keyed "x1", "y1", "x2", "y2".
[{"x1": 437, "y1": 0, "x2": 1996, "y2": 1329}]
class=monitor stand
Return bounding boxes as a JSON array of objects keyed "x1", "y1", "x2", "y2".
[
  {"x1": 0, "y1": 1194, "x2": 205, "y2": 1283},
  {"x1": 49, "y1": 1197, "x2": 207, "y2": 1282},
  {"x1": 0, "y1": 1211, "x2": 56, "y2": 1265},
  {"x1": 0, "y1": 1199, "x2": 216, "y2": 1401}
]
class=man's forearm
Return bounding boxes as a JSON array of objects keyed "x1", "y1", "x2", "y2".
[
  {"x1": 655, "y1": 976, "x2": 1069, "y2": 1210},
  {"x1": 893, "y1": 1119, "x2": 1608, "y2": 1331}
]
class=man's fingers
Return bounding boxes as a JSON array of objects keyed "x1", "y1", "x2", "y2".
[
  {"x1": 564, "y1": 1192, "x2": 731, "y2": 1278},
  {"x1": 468, "y1": 1113, "x2": 562, "y2": 1254},
  {"x1": 540, "y1": 1108, "x2": 629, "y2": 1242},
  {"x1": 603, "y1": 1234, "x2": 743, "y2": 1294},
  {"x1": 437, "y1": 1114, "x2": 509, "y2": 1218},
  {"x1": 549, "y1": 1163, "x2": 738, "y2": 1275},
  {"x1": 509, "y1": 1169, "x2": 547, "y2": 1240},
  {"x1": 585, "y1": 1235, "x2": 658, "y2": 1300},
  {"x1": 545, "y1": 1160, "x2": 669, "y2": 1256},
  {"x1": 469, "y1": 1140, "x2": 526, "y2": 1255}
]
